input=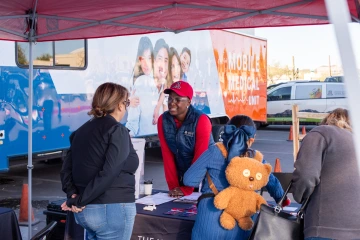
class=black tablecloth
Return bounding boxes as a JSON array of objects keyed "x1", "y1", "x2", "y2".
[
  {"x1": 131, "y1": 201, "x2": 196, "y2": 240},
  {"x1": 61, "y1": 196, "x2": 301, "y2": 240},
  {"x1": 62, "y1": 200, "x2": 196, "y2": 240},
  {"x1": 0, "y1": 207, "x2": 22, "y2": 240},
  {"x1": 131, "y1": 199, "x2": 301, "y2": 240}
]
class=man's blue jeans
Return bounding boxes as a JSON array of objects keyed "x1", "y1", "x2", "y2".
[{"x1": 74, "y1": 203, "x2": 136, "y2": 240}]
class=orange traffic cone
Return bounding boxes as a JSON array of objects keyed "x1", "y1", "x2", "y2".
[
  {"x1": 18, "y1": 183, "x2": 39, "y2": 226},
  {"x1": 274, "y1": 158, "x2": 282, "y2": 173},
  {"x1": 302, "y1": 126, "x2": 307, "y2": 135},
  {"x1": 287, "y1": 126, "x2": 293, "y2": 141}
]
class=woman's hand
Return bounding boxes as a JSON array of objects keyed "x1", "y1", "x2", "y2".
[
  {"x1": 61, "y1": 193, "x2": 85, "y2": 213},
  {"x1": 62, "y1": 203, "x2": 85, "y2": 213},
  {"x1": 168, "y1": 187, "x2": 184, "y2": 198},
  {"x1": 71, "y1": 205, "x2": 85, "y2": 213},
  {"x1": 61, "y1": 193, "x2": 77, "y2": 211},
  {"x1": 61, "y1": 201, "x2": 72, "y2": 211}
]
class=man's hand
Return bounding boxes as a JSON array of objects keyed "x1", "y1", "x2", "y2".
[{"x1": 168, "y1": 187, "x2": 184, "y2": 198}]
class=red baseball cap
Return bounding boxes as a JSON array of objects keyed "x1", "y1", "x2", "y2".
[{"x1": 164, "y1": 81, "x2": 193, "y2": 100}]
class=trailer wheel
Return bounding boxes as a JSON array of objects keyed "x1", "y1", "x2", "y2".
[{"x1": 212, "y1": 125, "x2": 224, "y2": 142}]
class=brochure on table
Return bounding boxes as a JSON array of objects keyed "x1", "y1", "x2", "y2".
[{"x1": 136, "y1": 192, "x2": 202, "y2": 205}]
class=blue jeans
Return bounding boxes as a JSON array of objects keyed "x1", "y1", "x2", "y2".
[{"x1": 74, "y1": 203, "x2": 136, "y2": 240}]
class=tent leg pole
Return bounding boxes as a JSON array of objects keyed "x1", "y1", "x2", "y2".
[
  {"x1": 27, "y1": 2, "x2": 38, "y2": 237},
  {"x1": 325, "y1": 0, "x2": 360, "y2": 173},
  {"x1": 27, "y1": 40, "x2": 34, "y2": 238}
]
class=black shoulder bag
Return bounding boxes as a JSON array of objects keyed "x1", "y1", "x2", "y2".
[{"x1": 248, "y1": 181, "x2": 309, "y2": 240}]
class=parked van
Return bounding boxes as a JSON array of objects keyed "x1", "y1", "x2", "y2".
[
  {"x1": 324, "y1": 76, "x2": 344, "y2": 82},
  {"x1": 266, "y1": 81, "x2": 347, "y2": 124}
]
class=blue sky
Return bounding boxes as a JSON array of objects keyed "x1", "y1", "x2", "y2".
[{"x1": 254, "y1": 23, "x2": 360, "y2": 70}]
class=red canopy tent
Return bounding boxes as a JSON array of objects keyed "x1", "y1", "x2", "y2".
[
  {"x1": 0, "y1": 0, "x2": 359, "y2": 41},
  {"x1": 0, "y1": 0, "x2": 359, "y2": 238}
]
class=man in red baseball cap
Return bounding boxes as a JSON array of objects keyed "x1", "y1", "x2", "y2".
[
  {"x1": 164, "y1": 81, "x2": 193, "y2": 100},
  {"x1": 158, "y1": 80, "x2": 213, "y2": 198}
]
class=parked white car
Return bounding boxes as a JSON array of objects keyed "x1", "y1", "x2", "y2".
[{"x1": 266, "y1": 81, "x2": 347, "y2": 124}]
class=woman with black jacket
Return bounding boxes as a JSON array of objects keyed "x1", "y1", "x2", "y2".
[{"x1": 60, "y1": 82, "x2": 139, "y2": 240}]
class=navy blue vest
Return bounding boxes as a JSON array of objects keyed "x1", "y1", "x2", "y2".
[{"x1": 162, "y1": 105, "x2": 214, "y2": 185}]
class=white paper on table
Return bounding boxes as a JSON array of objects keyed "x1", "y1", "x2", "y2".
[
  {"x1": 283, "y1": 206, "x2": 298, "y2": 212},
  {"x1": 135, "y1": 193, "x2": 176, "y2": 205},
  {"x1": 178, "y1": 192, "x2": 202, "y2": 201}
]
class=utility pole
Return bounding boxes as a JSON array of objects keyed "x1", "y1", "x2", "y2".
[
  {"x1": 328, "y1": 55, "x2": 332, "y2": 76},
  {"x1": 292, "y1": 56, "x2": 295, "y2": 80}
]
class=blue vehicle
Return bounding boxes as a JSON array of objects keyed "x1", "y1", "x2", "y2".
[{"x1": 0, "y1": 66, "x2": 92, "y2": 171}]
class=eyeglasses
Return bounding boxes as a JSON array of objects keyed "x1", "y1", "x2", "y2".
[
  {"x1": 168, "y1": 96, "x2": 188, "y2": 104},
  {"x1": 123, "y1": 99, "x2": 130, "y2": 108}
]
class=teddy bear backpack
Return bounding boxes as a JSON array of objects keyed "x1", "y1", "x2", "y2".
[{"x1": 212, "y1": 148, "x2": 272, "y2": 231}]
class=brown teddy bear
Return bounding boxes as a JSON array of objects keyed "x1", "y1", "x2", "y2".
[{"x1": 213, "y1": 150, "x2": 272, "y2": 231}]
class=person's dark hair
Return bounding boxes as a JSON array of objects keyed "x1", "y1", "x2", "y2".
[
  {"x1": 88, "y1": 82, "x2": 128, "y2": 118},
  {"x1": 133, "y1": 37, "x2": 153, "y2": 83},
  {"x1": 228, "y1": 115, "x2": 256, "y2": 129},
  {"x1": 154, "y1": 39, "x2": 169, "y2": 58},
  {"x1": 167, "y1": 47, "x2": 183, "y2": 87},
  {"x1": 224, "y1": 115, "x2": 257, "y2": 159},
  {"x1": 181, "y1": 47, "x2": 191, "y2": 64}
]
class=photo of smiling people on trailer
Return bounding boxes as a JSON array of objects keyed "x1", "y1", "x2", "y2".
[{"x1": 123, "y1": 31, "x2": 227, "y2": 137}]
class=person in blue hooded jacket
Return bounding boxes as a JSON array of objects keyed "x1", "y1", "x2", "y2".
[{"x1": 183, "y1": 115, "x2": 290, "y2": 240}]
